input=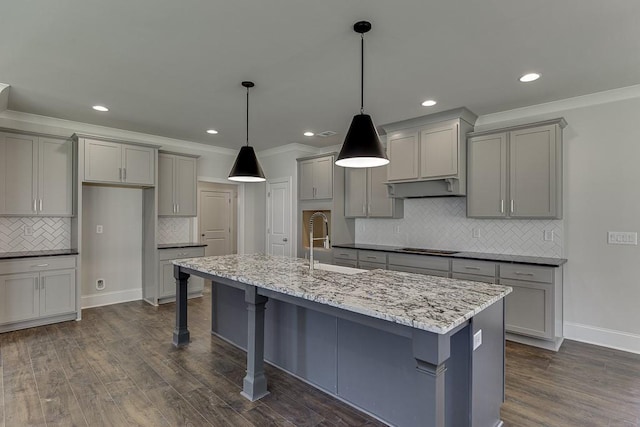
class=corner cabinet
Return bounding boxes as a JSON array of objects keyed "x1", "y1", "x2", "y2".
[
  {"x1": 158, "y1": 152, "x2": 198, "y2": 216},
  {"x1": 467, "y1": 119, "x2": 566, "y2": 219},
  {"x1": 0, "y1": 255, "x2": 77, "y2": 333},
  {"x1": 0, "y1": 132, "x2": 73, "y2": 216},
  {"x1": 83, "y1": 137, "x2": 155, "y2": 186},
  {"x1": 345, "y1": 165, "x2": 403, "y2": 218},
  {"x1": 299, "y1": 155, "x2": 333, "y2": 200}
]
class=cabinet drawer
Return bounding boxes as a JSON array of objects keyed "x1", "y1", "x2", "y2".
[
  {"x1": 452, "y1": 259, "x2": 496, "y2": 277},
  {"x1": 500, "y1": 264, "x2": 553, "y2": 284},
  {"x1": 333, "y1": 248, "x2": 358, "y2": 261},
  {"x1": 388, "y1": 264, "x2": 449, "y2": 278},
  {"x1": 159, "y1": 247, "x2": 205, "y2": 261},
  {"x1": 451, "y1": 272, "x2": 497, "y2": 284},
  {"x1": 358, "y1": 261, "x2": 386, "y2": 271},
  {"x1": 388, "y1": 253, "x2": 450, "y2": 271},
  {"x1": 334, "y1": 259, "x2": 358, "y2": 268},
  {"x1": 0, "y1": 256, "x2": 77, "y2": 275},
  {"x1": 358, "y1": 250, "x2": 387, "y2": 264}
]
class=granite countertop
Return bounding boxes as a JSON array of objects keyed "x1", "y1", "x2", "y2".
[
  {"x1": 158, "y1": 243, "x2": 207, "y2": 249},
  {"x1": 0, "y1": 249, "x2": 79, "y2": 260},
  {"x1": 173, "y1": 254, "x2": 512, "y2": 335},
  {"x1": 332, "y1": 243, "x2": 567, "y2": 267}
]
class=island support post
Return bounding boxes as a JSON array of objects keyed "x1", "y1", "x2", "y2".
[
  {"x1": 172, "y1": 266, "x2": 191, "y2": 347},
  {"x1": 241, "y1": 284, "x2": 270, "y2": 401}
]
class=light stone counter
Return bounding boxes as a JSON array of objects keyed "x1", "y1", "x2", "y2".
[{"x1": 173, "y1": 253, "x2": 511, "y2": 335}]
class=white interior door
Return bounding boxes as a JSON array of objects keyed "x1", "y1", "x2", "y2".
[
  {"x1": 199, "y1": 190, "x2": 232, "y2": 256},
  {"x1": 266, "y1": 178, "x2": 292, "y2": 257}
]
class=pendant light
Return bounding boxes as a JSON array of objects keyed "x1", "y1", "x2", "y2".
[
  {"x1": 228, "y1": 81, "x2": 266, "y2": 182},
  {"x1": 335, "y1": 21, "x2": 389, "y2": 169}
]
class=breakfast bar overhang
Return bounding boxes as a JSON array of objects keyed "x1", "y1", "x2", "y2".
[{"x1": 172, "y1": 254, "x2": 511, "y2": 427}]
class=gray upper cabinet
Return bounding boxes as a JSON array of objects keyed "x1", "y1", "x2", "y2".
[
  {"x1": 345, "y1": 165, "x2": 403, "y2": 218},
  {"x1": 420, "y1": 123, "x2": 458, "y2": 179},
  {"x1": 158, "y1": 152, "x2": 198, "y2": 216},
  {"x1": 84, "y1": 138, "x2": 155, "y2": 186},
  {"x1": 299, "y1": 155, "x2": 333, "y2": 200},
  {"x1": 0, "y1": 132, "x2": 73, "y2": 216},
  {"x1": 467, "y1": 119, "x2": 566, "y2": 219},
  {"x1": 387, "y1": 132, "x2": 419, "y2": 181}
]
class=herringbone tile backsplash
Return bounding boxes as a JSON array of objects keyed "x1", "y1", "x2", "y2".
[
  {"x1": 0, "y1": 217, "x2": 71, "y2": 252},
  {"x1": 356, "y1": 198, "x2": 564, "y2": 258},
  {"x1": 157, "y1": 217, "x2": 191, "y2": 244}
]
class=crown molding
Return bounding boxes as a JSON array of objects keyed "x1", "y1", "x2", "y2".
[
  {"x1": 476, "y1": 84, "x2": 640, "y2": 128},
  {"x1": 257, "y1": 142, "x2": 320, "y2": 158},
  {"x1": 0, "y1": 109, "x2": 237, "y2": 156}
]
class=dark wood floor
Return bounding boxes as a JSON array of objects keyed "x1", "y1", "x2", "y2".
[{"x1": 0, "y1": 286, "x2": 638, "y2": 427}]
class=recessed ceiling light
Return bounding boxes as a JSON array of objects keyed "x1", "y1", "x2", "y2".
[
  {"x1": 303, "y1": 131, "x2": 314, "y2": 137},
  {"x1": 206, "y1": 129, "x2": 219, "y2": 135},
  {"x1": 421, "y1": 99, "x2": 437, "y2": 107},
  {"x1": 92, "y1": 105, "x2": 109, "y2": 112},
  {"x1": 519, "y1": 73, "x2": 541, "y2": 83}
]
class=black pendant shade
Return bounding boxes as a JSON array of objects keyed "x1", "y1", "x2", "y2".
[
  {"x1": 228, "y1": 81, "x2": 266, "y2": 183},
  {"x1": 335, "y1": 114, "x2": 388, "y2": 168},
  {"x1": 228, "y1": 145, "x2": 265, "y2": 182},
  {"x1": 335, "y1": 21, "x2": 389, "y2": 169}
]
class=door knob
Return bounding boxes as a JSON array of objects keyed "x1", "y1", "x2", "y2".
[
  {"x1": 201, "y1": 234, "x2": 205, "y2": 237},
  {"x1": 282, "y1": 238, "x2": 288, "y2": 242}
]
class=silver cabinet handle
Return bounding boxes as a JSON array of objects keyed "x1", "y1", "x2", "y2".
[
  {"x1": 362, "y1": 204, "x2": 366, "y2": 214},
  {"x1": 464, "y1": 266, "x2": 481, "y2": 270},
  {"x1": 123, "y1": 168, "x2": 126, "y2": 180},
  {"x1": 511, "y1": 200, "x2": 514, "y2": 213},
  {"x1": 514, "y1": 272, "x2": 534, "y2": 276},
  {"x1": 366, "y1": 256, "x2": 377, "y2": 259},
  {"x1": 33, "y1": 199, "x2": 37, "y2": 212},
  {"x1": 33, "y1": 264, "x2": 49, "y2": 267},
  {"x1": 176, "y1": 204, "x2": 179, "y2": 213},
  {"x1": 500, "y1": 200, "x2": 504, "y2": 213},
  {"x1": 39, "y1": 199, "x2": 42, "y2": 212},
  {"x1": 35, "y1": 281, "x2": 39, "y2": 291},
  {"x1": 368, "y1": 203, "x2": 371, "y2": 215},
  {"x1": 119, "y1": 168, "x2": 122, "y2": 181},
  {"x1": 40, "y1": 278, "x2": 44, "y2": 290}
]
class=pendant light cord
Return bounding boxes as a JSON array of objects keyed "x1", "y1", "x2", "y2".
[
  {"x1": 246, "y1": 86, "x2": 250, "y2": 147},
  {"x1": 360, "y1": 33, "x2": 364, "y2": 115}
]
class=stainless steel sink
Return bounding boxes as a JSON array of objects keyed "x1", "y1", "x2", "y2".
[{"x1": 397, "y1": 248, "x2": 459, "y2": 255}]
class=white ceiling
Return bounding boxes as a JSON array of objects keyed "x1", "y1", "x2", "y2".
[{"x1": 1, "y1": 0, "x2": 639, "y2": 150}]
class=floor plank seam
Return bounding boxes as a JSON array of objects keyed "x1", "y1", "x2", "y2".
[
  {"x1": 50, "y1": 336, "x2": 89, "y2": 427},
  {"x1": 26, "y1": 336, "x2": 48, "y2": 427}
]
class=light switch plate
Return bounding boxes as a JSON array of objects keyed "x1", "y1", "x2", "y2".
[
  {"x1": 472, "y1": 228, "x2": 481, "y2": 238},
  {"x1": 544, "y1": 230, "x2": 554, "y2": 241},
  {"x1": 96, "y1": 225, "x2": 103, "y2": 234},
  {"x1": 607, "y1": 231, "x2": 637, "y2": 245},
  {"x1": 473, "y1": 330, "x2": 482, "y2": 351},
  {"x1": 23, "y1": 225, "x2": 33, "y2": 236}
]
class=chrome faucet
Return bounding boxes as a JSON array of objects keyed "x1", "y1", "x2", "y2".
[{"x1": 308, "y1": 211, "x2": 330, "y2": 271}]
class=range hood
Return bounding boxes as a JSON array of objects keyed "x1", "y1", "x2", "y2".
[{"x1": 381, "y1": 107, "x2": 477, "y2": 199}]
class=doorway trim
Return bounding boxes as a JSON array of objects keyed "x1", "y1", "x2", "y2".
[{"x1": 266, "y1": 176, "x2": 294, "y2": 257}]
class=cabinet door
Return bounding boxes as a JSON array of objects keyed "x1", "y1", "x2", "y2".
[
  {"x1": 509, "y1": 125, "x2": 558, "y2": 218},
  {"x1": 40, "y1": 269, "x2": 76, "y2": 317},
  {"x1": 160, "y1": 260, "x2": 175, "y2": 298},
  {"x1": 122, "y1": 144, "x2": 155, "y2": 185},
  {"x1": 313, "y1": 156, "x2": 333, "y2": 199},
  {"x1": 387, "y1": 132, "x2": 419, "y2": 181},
  {"x1": 367, "y1": 165, "x2": 393, "y2": 217},
  {"x1": 467, "y1": 133, "x2": 507, "y2": 218},
  {"x1": 39, "y1": 138, "x2": 73, "y2": 216},
  {"x1": 0, "y1": 133, "x2": 38, "y2": 215},
  {"x1": 420, "y1": 123, "x2": 458, "y2": 179},
  {"x1": 299, "y1": 159, "x2": 315, "y2": 200},
  {"x1": 175, "y1": 156, "x2": 197, "y2": 216},
  {"x1": 157, "y1": 154, "x2": 175, "y2": 216},
  {"x1": 344, "y1": 168, "x2": 367, "y2": 217},
  {"x1": 0, "y1": 273, "x2": 40, "y2": 324},
  {"x1": 84, "y1": 139, "x2": 122, "y2": 183},
  {"x1": 502, "y1": 278, "x2": 554, "y2": 340}
]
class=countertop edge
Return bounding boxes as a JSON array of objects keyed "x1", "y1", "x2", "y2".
[
  {"x1": 0, "y1": 250, "x2": 79, "y2": 260},
  {"x1": 158, "y1": 243, "x2": 208, "y2": 249}
]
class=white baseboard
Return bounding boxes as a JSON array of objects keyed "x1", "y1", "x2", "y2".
[
  {"x1": 81, "y1": 288, "x2": 142, "y2": 309},
  {"x1": 564, "y1": 322, "x2": 640, "y2": 355}
]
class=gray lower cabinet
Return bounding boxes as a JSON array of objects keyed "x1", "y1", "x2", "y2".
[
  {"x1": 333, "y1": 248, "x2": 358, "y2": 268},
  {"x1": 451, "y1": 259, "x2": 497, "y2": 283},
  {"x1": 0, "y1": 132, "x2": 73, "y2": 216},
  {"x1": 388, "y1": 253, "x2": 450, "y2": 277},
  {"x1": 0, "y1": 256, "x2": 77, "y2": 331},
  {"x1": 158, "y1": 247, "x2": 205, "y2": 302},
  {"x1": 467, "y1": 119, "x2": 566, "y2": 219}
]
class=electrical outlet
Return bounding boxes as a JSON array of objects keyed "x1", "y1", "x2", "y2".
[
  {"x1": 393, "y1": 225, "x2": 401, "y2": 234},
  {"x1": 607, "y1": 231, "x2": 637, "y2": 245},
  {"x1": 472, "y1": 228, "x2": 481, "y2": 238},
  {"x1": 96, "y1": 279, "x2": 105, "y2": 291},
  {"x1": 96, "y1": 225, "x2": 103, "y2": 234},
  {"x1": 23, "y1": 225, "x2": 33, "y2": 236},
  {"x1": 544, "y1": 230, "x2": 554, "y2": 241},
  {"x1": 473, "y1": 330, "x2": 482, "y2": 351}
]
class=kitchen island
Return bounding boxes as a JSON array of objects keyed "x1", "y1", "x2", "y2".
[{"x1": 172, "y1": 254, "x2": 511, "y2": 427}]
